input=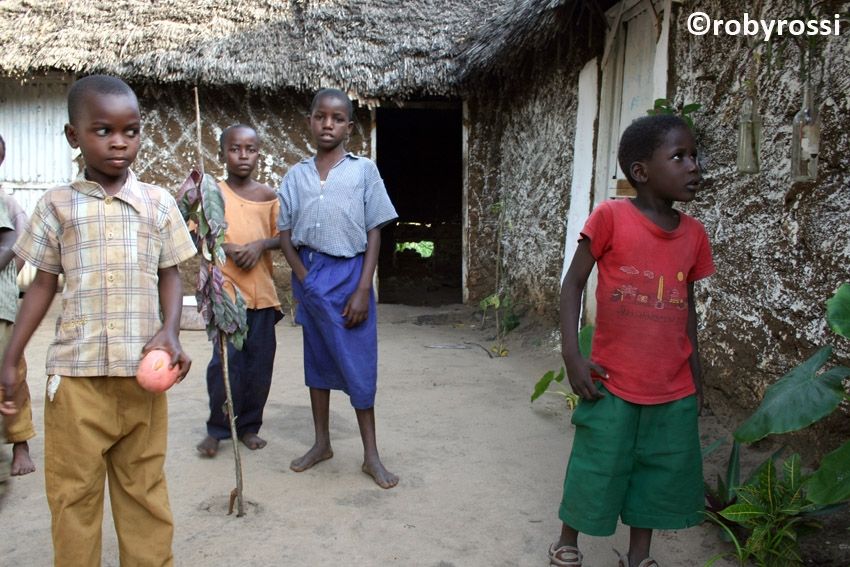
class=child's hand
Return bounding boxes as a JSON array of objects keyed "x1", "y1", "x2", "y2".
[
  {"x1": 143, "y1": 330, "x2": 192, "y2": 382},
  {"x1": 565, "y1": 357, "x2": 607, "y2": 401},
  {"x1": 342, "y1": 288, "x2": 370, "y2": 328},
  {"x1": 231, "y1": 241, "x2": 264, "y2": 271}
]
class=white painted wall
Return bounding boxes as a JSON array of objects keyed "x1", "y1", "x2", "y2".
[{"x1": 562, "y1": 58, "x2": 598, "y2": 284}]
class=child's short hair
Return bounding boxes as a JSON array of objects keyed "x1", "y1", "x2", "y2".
[
  {"x1": 67, "y1": 75, "x2": 137, "y2": 124},
  {"x1": 309, "y1": 88, "x2": 354, "y2": 121},
  {"x1": 618, "y1": 114, "x2": 690, "y2": 186},
  {"x1": 219, "y1": 124, "x2": 257, "y2": 149}
]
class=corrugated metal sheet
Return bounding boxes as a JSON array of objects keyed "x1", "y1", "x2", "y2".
[
  {"x1": 0, "y1": 75, "x2": 74, "y2": 186},
  {"x1": 0, "y1": 75, "x2": 75, "y2": 290}
]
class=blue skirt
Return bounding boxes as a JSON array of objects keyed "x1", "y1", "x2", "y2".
[{"x1": 293, "y1": 248, "x2": 378, "y2": 409}]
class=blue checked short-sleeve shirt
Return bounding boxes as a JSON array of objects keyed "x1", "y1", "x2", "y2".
[
  {"x1": 277, "y1": 154, "x2": 398, "y2": 258},
  {"x1": 14, "y1": 170, "x2": 197, "y2": 377}
]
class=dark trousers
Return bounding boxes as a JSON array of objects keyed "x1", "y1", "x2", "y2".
[{"x1": 206, "y1": 307, "x2": 282, "y2": 439}]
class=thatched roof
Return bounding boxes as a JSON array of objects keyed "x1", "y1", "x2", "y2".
[
  {"x1": 459, "y1": 0, "x2": 617, "y2": 77},
  {"x1": 0, "y1": 0, "x2": 496, "y2": 99}
]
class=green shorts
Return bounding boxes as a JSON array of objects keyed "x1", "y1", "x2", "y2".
[{"x1": 558, "y1": 386, "x2": 703, "y2": 536}]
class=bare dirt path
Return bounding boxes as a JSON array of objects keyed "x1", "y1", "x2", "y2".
[{"x1": 1, "y1": 300, "x2": 735, "y2": 566}]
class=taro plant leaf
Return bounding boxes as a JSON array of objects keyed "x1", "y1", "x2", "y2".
[
  {"x1": 826, "y1": 283, "x2": 850, "y2": 339},
  {"x1": 807, "y1": 439, "x2": 850, "y2": 505},
  {"x1": 734, "y1": 347, "x2": 850, "y2": 443},
  {"x1": 578, "y1": 325, "x2": 594, "y2": 358},
  {"x1": 531, "y1": 368, "x2": 565, "y2": 402}
]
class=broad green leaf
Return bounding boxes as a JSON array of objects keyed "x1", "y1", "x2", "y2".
[
  {"x1": 578, "y1": 325, "x2": 594, "y2": 358},
  {"x1": 826, "y1": 283, "x2": 850, "y2": 339},
  {"x1": 531, "y1": 368, "x2": 564, "y2": 402},
  {"x1": 200, "y1": 174, "x2": 227, "y2": 239},
  {"x1": 682, "y1": 103, "x2": 702, "y2": 114},
  {"x1": 807, "y1": 439, "x2": 850, "y2": 505},
  {"x1": 726, "y1": 440, "x2": 741, "y2": 501},
  {"x1": 734, "y1": 347, "x2": 849, "y2": 442}
]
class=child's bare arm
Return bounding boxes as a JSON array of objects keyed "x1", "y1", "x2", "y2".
[
  {"x1": 279, "y1": 230, "x2": 308, "y2": 282},
  {"x1": 561, "y1": 239, "x2": 607, "y2": 401},
  {"x1": 0, "y1": 269, "x2": 58, "y2": 413},
  {"x1": 0, "y1": 227, "x2": 16, "y2": 272},
  {"x1": 343, "y1": 228, "x2": 379, "y2": 329},
  {"x1": 144, "y1": 265, "x2": 191, "y2": 380},
  {"x1": 687, "y1": 281, "x2": 703, "y2": 413},
  {"x1": 230, "y1": 235, "x2": 280, "y2": 271}
]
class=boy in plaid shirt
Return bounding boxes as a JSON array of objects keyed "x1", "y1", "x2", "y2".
[{"x1": 0, "y1": 75, "x2": 195, "y2": 566}]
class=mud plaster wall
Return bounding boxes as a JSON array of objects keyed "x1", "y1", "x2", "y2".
[
  {"x1": 465, "y1": 42, "x2": 586, "y2": 313},
  {"x1": 122, "y1": 83, "x2": 371, "y2": 305},
  {"x1": 666, "y1": 0, "x2": 850, "y2": 442}
]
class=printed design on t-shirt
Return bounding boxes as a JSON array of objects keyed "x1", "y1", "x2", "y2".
[{"x1": 611, "y1": 265, "x2": 688, "y2": 311}]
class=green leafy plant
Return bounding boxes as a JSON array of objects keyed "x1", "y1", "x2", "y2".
[
  {"x1": 177, "y1": 169, "x2": 250, "y2": 516},
  {"x1": 706, "y1": 454, "x2": 821, "y2": 567},
  {"x1": 704, "y1": 440, "x2": 742, "y2": 533},
  {"x1": 530, "y1": 325, "x2": 594, "y2": 409},
  {"x1": 177, "y1": 170, "x2": 249, "y2": 349},
  {"x1": 647, "y1": 98, "x2": 701, "y2": 130},
  {"x1": 705, "y1": 284, "x2": 850, "y2": 565}
]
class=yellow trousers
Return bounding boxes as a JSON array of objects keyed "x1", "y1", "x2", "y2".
[
  {"x1": 45, "y1": 376, "x2": 173, "y2": 567},
  {"x1": 0, "y1": 321, "x2": 33, "y2": 444}
]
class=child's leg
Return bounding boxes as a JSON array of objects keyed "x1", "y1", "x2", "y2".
[
  {"x1": 198, "y1": 339, "x2": 238, "y2": 457},
  {"x1": 5, "y1": 354, "x2": 35, "y2": 475},
  {"x1": 236, "y1": 308, "x2": 279, "y2": 449},
  {"x1": 625, "y1": 527, "x2": 653, "y2": 566},
  {"x1": 355, "y1": 406, "x2": 398, "y2": 489},
  {"x1": 290, "y1": 387, "x2": 333, "y2": 472},
  {"x1": 106, "y1": 378, "x2": 173, "y2": 565},
  {"x1": 44, "y1": 376, "x2": 110, "y2": 567},
  {"x1": 1, "y1": 322, "x2": 35, "y2": 475}
]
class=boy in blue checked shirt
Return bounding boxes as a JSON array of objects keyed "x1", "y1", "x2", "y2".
[
  {"x1": 0, "y1": 75, "x2": 195, "y2": 566},
  {"x1": 278, "y1": 88, "x2": 399, "y2": 489}
]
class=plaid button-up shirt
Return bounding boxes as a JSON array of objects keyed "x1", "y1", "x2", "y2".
[
  {"x1": 14, "y1": 170, "x2": 196, "y2": 377},
  {"x1": 277, "y1": 154, "x2": 398, "y2": 258}
]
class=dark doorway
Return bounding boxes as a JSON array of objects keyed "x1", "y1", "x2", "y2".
[{"x1": 376, "y1": 106, "x2": 463, "y2": 306}]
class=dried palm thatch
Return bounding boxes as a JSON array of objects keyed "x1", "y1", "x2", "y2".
[
  {"x1": 0, "y1": 0, "x2": 495, "y2": 99},
  {"x1": 459, "y1": 0, "x2": 616, "y2": 78}
]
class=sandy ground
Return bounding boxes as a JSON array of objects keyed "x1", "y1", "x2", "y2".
[{"x1": 0, "y1": 299, "x2": 739, "y2": 566}]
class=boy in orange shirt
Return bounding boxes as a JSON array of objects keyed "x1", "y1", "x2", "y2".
[{"x1": 196, "y1": 124, "x2": 282, "y2": 457}]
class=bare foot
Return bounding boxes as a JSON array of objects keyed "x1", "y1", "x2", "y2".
[
  {"x1": 196, "y1": 436, "x2": 219, "y2": 458},
  {"x1": 362, "y1": 457, "x2": 398, "y2": 489},
  {"x1": 290, "y1": 443, "x2": 333, "y2": 472},
  {"x1": 240, "y1": 433, "x2": 267, "y2": 450},
  {"x1": 11, "y1": 442, "x2": 35, "y2": 476}
]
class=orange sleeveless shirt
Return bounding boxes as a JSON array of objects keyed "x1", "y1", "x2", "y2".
[{"x1": 219, "y1": 181, "x2": 280, "y2": 309}]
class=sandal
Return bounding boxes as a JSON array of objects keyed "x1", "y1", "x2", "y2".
[
  {"x1": 614, "y1": 548, "x2": 659, "y2": 567},
  {"x1": 548, "y1": 542, "x2": 583, "y2": 566}
]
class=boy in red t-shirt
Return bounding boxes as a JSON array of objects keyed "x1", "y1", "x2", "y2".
[{"x1": 548, "y1": 115, "x2": 714, "y2": 567}]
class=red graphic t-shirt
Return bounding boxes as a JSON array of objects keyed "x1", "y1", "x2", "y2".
[{"x1": 582, "y1": 199, "x2": 715, "y2": 404}]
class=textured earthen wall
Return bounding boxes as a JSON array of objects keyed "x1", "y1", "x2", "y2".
[
  {"x1": 465, "y1": 42, "x2": 587, "y2": 312},
  {"x1": 665, "y1": 0, "x2": 849, "y2": 429}
]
